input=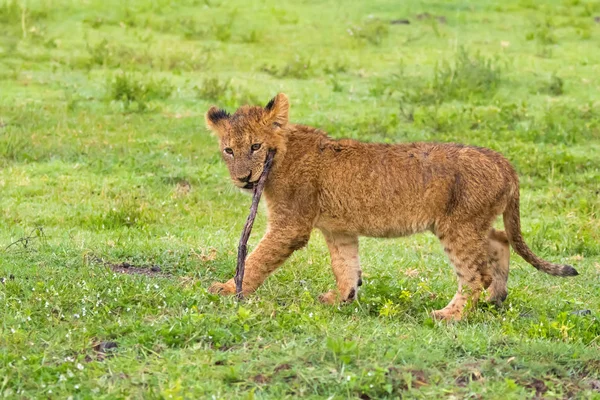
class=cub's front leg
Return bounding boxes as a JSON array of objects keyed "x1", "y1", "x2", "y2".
[
  {"x1": 208, "y1": 228, "x2": 311, "y2": 296},
  {"x1": 319, "y1": 231, "x2": 361, "y2": 305}
]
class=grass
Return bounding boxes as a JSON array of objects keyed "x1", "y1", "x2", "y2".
[{"x1": 1, "y1": 0, "x2": 600, "y2": 398}]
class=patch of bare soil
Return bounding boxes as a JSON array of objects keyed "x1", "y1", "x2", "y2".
[
  {"x1": 88, "y1": 255, "x2": 168, "y2": 277},
  {"x1": 83, "y1": 340, "x2": 119, "y2": 362},
  {"x1": 274, "y1": 364, "x2": 292, "y2": 373},
  {"x1": 454, "y1": 363, "x2": 483, "y2": 387},
  {"x1": 387, "y1": 367, "x2": 429, "y2": 389},
  {"x1": 416, "y1": 12, "x2": 447, "y2": 24},
  {"x1": 526, "y1": 378, "x2": 548, "y2": 398},
  {"x1": 253, "y1": 374, "x2": 269, "y2": 384}
]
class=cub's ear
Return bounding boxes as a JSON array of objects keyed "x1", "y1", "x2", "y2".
[
  {"x1": 205, "y1": 106, "x2": 230, "y2": 132},
  {"x1": 264, "y1": 93, "x2": 289, "y2": 127}
]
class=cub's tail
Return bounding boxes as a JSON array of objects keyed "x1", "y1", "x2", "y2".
[{"x1": 503, "y1": 190, "x2": 578, "y2": 277}]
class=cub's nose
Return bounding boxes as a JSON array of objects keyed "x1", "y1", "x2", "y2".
[{"x1": 238, "y1": 173, "x2": 252, "y2": 183}]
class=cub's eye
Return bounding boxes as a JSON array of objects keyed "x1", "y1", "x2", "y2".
[
  {"x1": 224, "y1": 147, "x2": 234, "y2": 155},
  {"x1": 251, "y1": 143, "x2": 262, "y2": 152}
]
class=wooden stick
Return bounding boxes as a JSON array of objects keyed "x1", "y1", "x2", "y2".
[{"x1": 235, "y1": 149, "x2": 276, "y2": 300}]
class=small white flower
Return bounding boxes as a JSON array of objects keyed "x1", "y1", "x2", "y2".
[
  {"x1": 308, "y1": 312, "x2": 313, "y2": 318},
  {"x1": 59, "y1": 374, "x2": 66, "y2": 382},
  {"x1": 74, "y1": 314, "x2": 80, "y2": 319},
  {"x1": 77, "y1": 363, "x2": 84, "y2": 371},
  {"x1": 346, "y1": 375, "x2": 351, "y2": 381},
  {"x1": 74, "y1": 385, "x2": 80, "y2": 389}
]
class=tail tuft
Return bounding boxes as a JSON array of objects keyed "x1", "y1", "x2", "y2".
[{"x1": 560, "y1": 265, "x2": 579, "y2": 277}]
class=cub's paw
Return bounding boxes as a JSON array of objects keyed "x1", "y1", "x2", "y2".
[
  {"x1": 208, "y1": 281, "x2": 235, "y2": 295},
  {"x1": 432, "y1": 309, "x2": 462, "y2": 322},
  {"x1": 318, "y1": 290, "x2": 339, "y2": 305},
  {"x1": 485, "y1": 289, "x2": 508, "y2": 308}
]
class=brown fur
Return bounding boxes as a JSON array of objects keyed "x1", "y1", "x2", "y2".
[{"x1": 205, "y1": 93, "x2": 578, "y2": 321}]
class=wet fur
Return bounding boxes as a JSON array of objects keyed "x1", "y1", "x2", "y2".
[{"x1": 205, "y1": 93, "x2": 578, "y2": 321}]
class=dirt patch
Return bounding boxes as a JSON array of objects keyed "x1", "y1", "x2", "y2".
[
  {"x1": 253, "y1": 374, "x2": 269, "y2": 384},
  {"x1": 175, "y1": 180, "x2": 191, "y2": 196},
  {"x1": 273, "y1": 363, "x2": 296, "y2": 382},
  {"x1": 274, "y1": 363, "x2": 292, "y2": 373},
  {"x1": 407, "y1": 369, "x2": 428, "y2": 388},
  {"x1": 93, "y1": 340, "x2": 118, "y2": 353},
  {"x1": 390, "y1": 19, "x2": 410, "y2": 25},
  {"x1": 85, "y1": 340, "x2": 118, "y2": 362},
  {"x1": 387, "y1": 367, "x2": 429, "y2": 389},
  {"x1": 88, "y1": 255, "x2": 168, "y2": 277},
  {"x1": 526, "y1": 378, "x2": 548, "y2": 397},
  {"x1": 111, "y1": 262, "x2": 163, "y2": 276},
  {"x1": 455, "y1": 365, "x2": 483, "y2": 387},
  {"x1": 416, "y1": 13, "x2": 447, "y2": 24}
]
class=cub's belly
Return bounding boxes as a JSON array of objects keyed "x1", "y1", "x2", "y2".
[{"x1": 314, "y1": 212, "x2": 432, "y2": 238}]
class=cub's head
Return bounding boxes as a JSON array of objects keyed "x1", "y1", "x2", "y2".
[{"x1": 205, "y1": 93, "x2": 289, "y2": 190}]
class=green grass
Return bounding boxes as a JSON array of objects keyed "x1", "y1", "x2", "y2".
[{"x1": 1, "y1": 0, "x2": 600, "y2": 398}]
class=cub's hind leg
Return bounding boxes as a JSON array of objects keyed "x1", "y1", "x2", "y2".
[
  {"x1": 434, "y1": 227, "x2": 492, "y2": 321},
  {"x1": 486, "y1": 229, "x2": 510, "y2": 306},
  {"x1": 319, "y1": 231, "x2": 361, "y2": 305}
]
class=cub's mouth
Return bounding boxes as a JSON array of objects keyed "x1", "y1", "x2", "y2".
[{"x1": 242, "y1": 182, "x2": 256, "y2": 190}]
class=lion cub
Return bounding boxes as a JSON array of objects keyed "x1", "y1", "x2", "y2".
[{"x1": 205, "y1": 93, "x2": 578, "y2": 320}]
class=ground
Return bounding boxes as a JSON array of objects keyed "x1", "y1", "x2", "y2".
[{"x1": 1, "y1": 0, "x2": 600, "y2": 398}]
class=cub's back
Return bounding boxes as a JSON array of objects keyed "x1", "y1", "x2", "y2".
[{"x1": 283, "y1": 133, "x2": 518, "y2": 235}]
